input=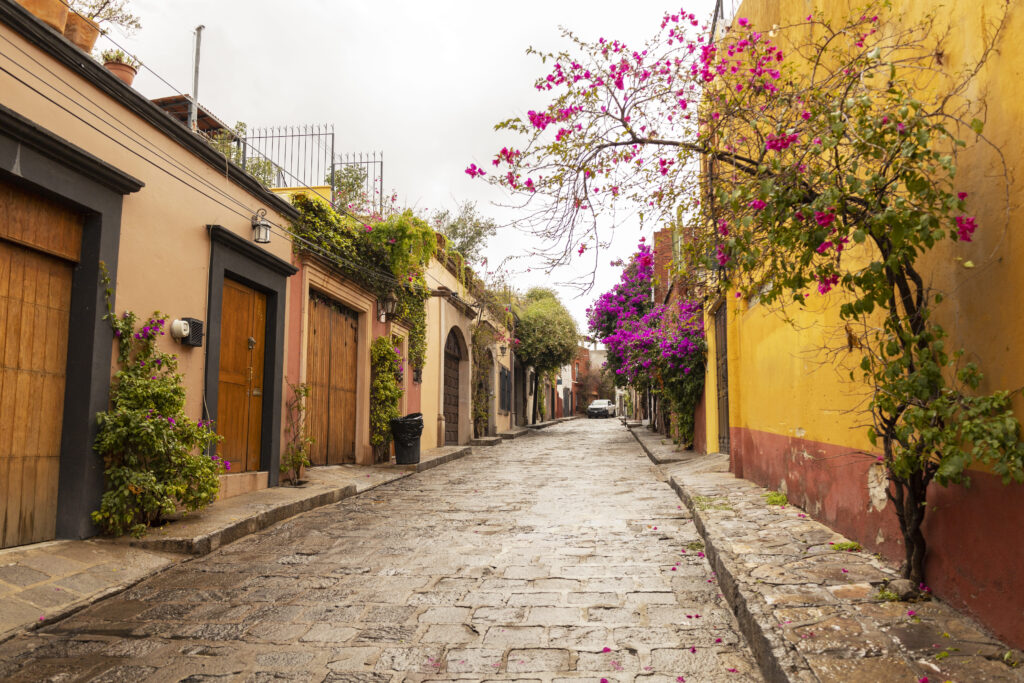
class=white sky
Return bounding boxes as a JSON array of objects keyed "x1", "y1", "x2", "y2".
[{"x1": 114, "y1": 0, "x2": 720, "y2": 328}]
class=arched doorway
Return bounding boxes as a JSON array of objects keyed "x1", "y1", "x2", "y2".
[{"x1": 444, "y1": 330, "x2": 462, "y2": 444}]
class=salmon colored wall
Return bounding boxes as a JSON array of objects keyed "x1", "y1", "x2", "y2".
[
  {"x1": 0, "y1": 21, "x2": 296, "y2": 456},
  {"x1": 713, "y1": 0, "x2": 1024, "y2": 647}
]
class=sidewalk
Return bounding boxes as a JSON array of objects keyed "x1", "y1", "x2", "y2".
[
  {"x1": 0, "y1": 445, "x2": 470, "y2": 645},
  {"x1": 629, "y1": 425, "x2": 1024, "y2": 682}
]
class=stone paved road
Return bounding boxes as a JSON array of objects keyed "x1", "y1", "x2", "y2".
[{"x1": 0, "y1": 419, "x2": 760, "y2": 682}]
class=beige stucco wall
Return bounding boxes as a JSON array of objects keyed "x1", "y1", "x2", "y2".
[
  {"x1": 0, "y1": 21, "x2": 294, "y2": 445},
  {"x1": 420, "y1": 260, "x2": 513, "y2": 445}
]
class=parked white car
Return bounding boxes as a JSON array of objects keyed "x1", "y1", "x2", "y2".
[{"x1": 587, "y1": 399, "x2": 616, "y2": 418}]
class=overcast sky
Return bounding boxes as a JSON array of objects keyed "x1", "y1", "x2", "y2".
[{"x1": 114, "y1": 0, "x2": 723, "y2": 329}]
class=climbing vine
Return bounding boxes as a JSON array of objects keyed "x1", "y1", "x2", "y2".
[{"x1": 370, "y1": 337, "x2": 404, "y2": 461}]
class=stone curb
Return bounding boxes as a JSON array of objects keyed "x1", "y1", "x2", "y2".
[
  {"x1": 470, "y1": 436, "x2": 503, "y2": 447},
  {"x1": 625, "y1": 425, "x2": 1024, "y2": 682},
  {"x1": 128, "y1": 483, "x2": 360, "y2": 556},
  {"x1": 629, "y1": 426, "x2": 699, "y2": 465},
  {"x1": 667, "y1": 476, "x2": 804, "y2": 683},
  {"x1": 0, "y1": 444, "x2": 480, "y2": 646}
]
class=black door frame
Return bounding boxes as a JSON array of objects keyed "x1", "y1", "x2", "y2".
[
  {"x1": 203, "y1": 225, "x2": 297, "y2": 486},
  {"x1": 0, "y1": 105, "x2": 143, "y2": 540}
]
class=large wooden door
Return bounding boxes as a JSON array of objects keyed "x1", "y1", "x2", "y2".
[
  {"x1": 306, "y1": 292, "x2": 358, "y2": 465},
  {"x1": 216, "y1": 279, "x2": 266, "y2": 473},
  {"x1": 0, "y1": 178, "x2": 81, "y2": 549},
  {"x1": 444, "y1": 331, "x2": 461, "y2": 445},
  {"x1": 714, "y1": 303, "x2": 730, "y2": 454}
]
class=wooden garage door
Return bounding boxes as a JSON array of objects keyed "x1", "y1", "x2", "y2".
[
  {"x1": 306, "y1": 292, "x2": 358, "y2": 465},
  {"x1": 444, "y1": 331, "x2": 461, "y2": 445},
  {"x1": 0, "y1": 178, "x2": 81, "y2": 549},
  {"x1": 216, "y1": 278, "x2": 266, "y2": 474}
]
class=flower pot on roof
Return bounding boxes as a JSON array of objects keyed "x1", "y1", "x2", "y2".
[
  {"x1": 15, "y1": 0, "x2": 69, "y2": 32},
  {"x1": 63, "y1": 1, "x2": 143, "y2": 53},
  {"x1": 63, "y1": 13, "x2": 101, "y2": 52},
  {"x1": 100, "y1": 48, "x2": 139, "y2": 86}
]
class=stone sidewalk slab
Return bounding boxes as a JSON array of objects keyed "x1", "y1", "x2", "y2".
[
  {"x1": 0, "y1": 540, "x2": 177, "y2": 645},
  {"x1": 649, "y1": 436, "x2": 1024, "y2": 682},
  {"x1": 0, "y1": 444, "x2": 472, "y2": 647},
  {"x1": 630, "y1": 424, "x2": 704, "y2": 464}
]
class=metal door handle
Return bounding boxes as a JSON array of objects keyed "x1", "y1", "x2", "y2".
[
  {"x1": 252, "y1": 388, "x2": 262, "y2": 396},
  {"x1": 247, "y1": 336, "x2": 256, "y2": 349}
]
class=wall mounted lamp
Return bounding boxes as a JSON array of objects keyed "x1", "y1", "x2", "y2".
[
  {"x1": 251, "y1": 208, "x2": 272, "y2": 244},
  {"x1": 378, "y1": 291, "x2": 399, "y2": 322}
]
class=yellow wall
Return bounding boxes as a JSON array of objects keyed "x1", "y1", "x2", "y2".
[
  {"x1": 712, "y1": 0, "x2": 1024, "y2": 456},
  {"x1": 0, "y1": 21, "x2": 295, "y2": 443}
]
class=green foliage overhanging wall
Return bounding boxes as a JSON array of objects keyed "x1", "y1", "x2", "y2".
[{"x1": 290, "y1": 194, "x2": 434, "y2": 371}]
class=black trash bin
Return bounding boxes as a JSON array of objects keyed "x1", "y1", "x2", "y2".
[{"x1": 390, "y1": 412, "x2": 424, "y2": 465}]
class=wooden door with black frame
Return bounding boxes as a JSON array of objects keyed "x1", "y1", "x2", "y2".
[
  {"x1": 0, "y1": 178, "x2": 81, "y2": 549},
  {"x1": 444, "y1": 331, "x2": 461, "y2": 445},
  {"x1": 216, "y1": 278, "x2": 267, "y2": 474},
  {"x1": 306, "y1": 292, "x2": 359, "y2": 465},
  {"x1": 714, "y1": 303, "x2": 730, "y2": 454}
]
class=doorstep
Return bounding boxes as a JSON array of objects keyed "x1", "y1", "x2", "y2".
[
  {"x1": 498, "y1": 428, "x2": 529, "y2": 440},
  {"x1": 469, "y1": 436, "x2": 503, "y2": 447},
  {"x1": 655, "y1": 453, "x2": 1024, "y2": 682}
]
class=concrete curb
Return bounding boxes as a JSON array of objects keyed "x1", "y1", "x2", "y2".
[
  {"x1": 498, "y1": 428, "x2": 529, "y2": 440},
  {"x1": 469, "y1": 437, "x2": 503, "y2": 447}
]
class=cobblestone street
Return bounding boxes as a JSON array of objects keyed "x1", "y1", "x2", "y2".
[{"x1": 0, "y1": 420, "x2": 758, "y2": 682}]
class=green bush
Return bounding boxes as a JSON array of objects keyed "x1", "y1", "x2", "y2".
[
  {"x1": 91, "y1": 311, "x2": 223, "y2": 537},
  {"x1": 370, "y1": 337, "x2": 404, "y2": 456}
]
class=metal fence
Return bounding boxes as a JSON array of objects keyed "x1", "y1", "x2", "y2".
[{"x1": 241, "y1": 124, "x2": 384, "y2": 214}]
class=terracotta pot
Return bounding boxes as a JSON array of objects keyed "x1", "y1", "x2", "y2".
[
  {"x1": 104, "y1": 61, "x2": 137, "y2": 86},
  {"x1": 63, "y1": 13, "x2": 100, "y2": 52},
  {"x1": 15, "y1": 0, "x2": 68, "y2": 32}
]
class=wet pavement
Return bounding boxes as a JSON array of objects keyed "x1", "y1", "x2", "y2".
[{"x1": 0, "y1": 419, "x2": 759, "y2": 682}]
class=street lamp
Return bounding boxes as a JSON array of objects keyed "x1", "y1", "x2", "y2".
[
  {"x1": 499, "y1": 344, "x2": 507, "y2": 357},
  {"x1": 251, "y1": 208, "x2": 271, "y2": 244},
  {"x1": 378, "y1": 291, "x2": 399, "y2": 322}
]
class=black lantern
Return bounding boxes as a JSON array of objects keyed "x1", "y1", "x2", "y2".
[
  {"x1": 499, "y1": 344, "x2": 507, "y2": 357},
  {"x1": 251, "y1": 208, "x2": 271, "y2": 244},
  {"x1": 378, "y1": 291, "x2": 399, "y2": 322}
]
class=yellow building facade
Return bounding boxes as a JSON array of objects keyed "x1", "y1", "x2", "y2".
[{"x1": 702, "y1": 0, "x2": 1024, "y2": 647}]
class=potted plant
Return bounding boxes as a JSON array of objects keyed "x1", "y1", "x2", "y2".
[
  {"x1": 99, "y1": 48, "x2": 140, "y2": 86},
  {"x1": 64, "y1": 0, "x2": 141, "y2": 51},
  {"x1": 14, "y1": 0, "x2": 69, "y2": 33}
]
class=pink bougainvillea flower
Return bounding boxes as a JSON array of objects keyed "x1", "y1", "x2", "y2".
[
  {"x1": 602, "y1": 647, "x2": 612, "y2": 653},
  {"x1": 737, "y1": 17, "x2": 749, "y2": 26},
  {"x1": 748, "y1": 199, "x2": 767, "y2": 210},
  {"x1": 907, "y1": 609, "x2": 917, "y2": 617},
  {"x1": 955, "y1": 215, "x2": 976, "y2": 241},
  {"x1": 465, "y1": 163, "x2": 486, "y2": 178},
  {"x1": 958, "y1": 192, "x2": 968, "y2": 200},
  {"x1": 579, "y1": 244, "x2": 587, "y2": 255}
]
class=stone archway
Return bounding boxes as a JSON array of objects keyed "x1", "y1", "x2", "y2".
[{"x1": 443, "y1": 327, "x2": 471, "y2": 445}]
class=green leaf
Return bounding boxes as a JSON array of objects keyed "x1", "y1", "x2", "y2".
[{"x1": 970, "y1": 118, "x2": 984, "y2": 135}]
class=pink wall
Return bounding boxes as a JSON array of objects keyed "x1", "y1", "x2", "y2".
[{"x1": 733, "y1": 426, "x2": 1024, "y2": 649}]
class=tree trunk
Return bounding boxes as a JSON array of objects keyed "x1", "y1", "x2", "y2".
[
  {"x1": 531, "y1": 372, "x2": 540, "y2": 424},
  {"x1": 891, "y1": 473, "x2": 928, "y2": 585}
]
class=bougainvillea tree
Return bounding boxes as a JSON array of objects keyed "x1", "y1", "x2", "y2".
[
  {"x1": 479, "y1": 3, "x2": 1022, "y2": 584},
  {"x1": 589, "y1": 243, "x2": 705, "y2": 445}
]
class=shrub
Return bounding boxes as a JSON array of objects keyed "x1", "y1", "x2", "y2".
[{"x1": 91, "y1": 311, "x2": 223, "y2": 537}]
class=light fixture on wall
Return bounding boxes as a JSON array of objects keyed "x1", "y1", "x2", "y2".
[
  {"x1": 499, "y1": 344, "x2": 507, "y2": 357},
  {"x1": 378, "y1": 291, "x2": 399, "y2": 322},
  {"x1": 251, "y1": 208, "x2": 272, "y2": 244}
]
